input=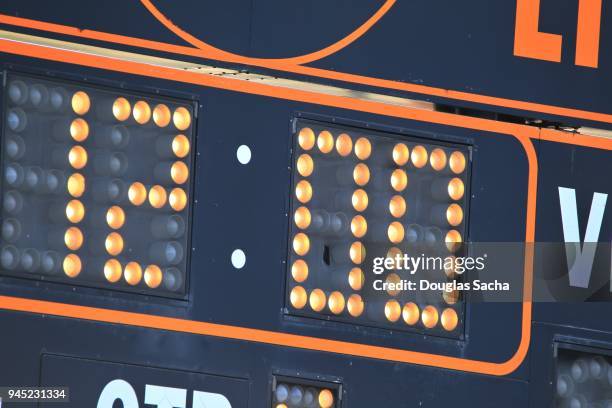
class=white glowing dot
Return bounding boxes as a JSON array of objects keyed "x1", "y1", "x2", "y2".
[
  {"x1": 231, "y1": 249, "x2": 246, "y2": 269},
  {"x1": 236, "y1": 145, "x2": 251, "y2": 165}
]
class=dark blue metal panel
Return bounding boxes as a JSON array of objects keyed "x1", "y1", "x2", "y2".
[
  {"x1": 533, "y1": 140, "x2": 611, "y2": 332},
  {"x1": 0, "y1": 311, "x2": 530, "y2": 407},
  {"x1": 249, "y1": 0, "x2": 383, "y2": 59},
  {"x1": 0, "y1": 0, "x2": 186, "y2": 45},
  {"x1": 152, "y1": 0, "x2": 253, "y2": 55}
]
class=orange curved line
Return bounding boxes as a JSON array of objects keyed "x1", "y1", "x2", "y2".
[{"x1": 139, "y1": 0, "x2": 396, "y2": 66}]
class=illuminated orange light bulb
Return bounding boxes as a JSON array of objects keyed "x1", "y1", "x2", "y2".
[
  {"x1": 387, "y1": 221, "x2": 405, "y2": 243},
  {"x1": 411, "y1": 145, "x2": 428, "y2": 168},
  {"x1": 386, "y1": 273, "x2": 402, "y2": 296},
  {"x1": 106, "y1": 206, "x2": 125, "y2": 229},
  {"x1": 448, "y1": 178, "x2": 465, "y2": 200},
  {"x1": 402, "y1": 302, "x2": 420, "y2": 325},
  {"x1": 390, "y1": 169, "x2": 408, "y2": 192},
  {"x1": 295, "y1": 180, "x2": 312, "y2": 204},
  {"x1": 430, "y1": 148, "x2": 447, "y2": 171},
  {"x1": 309, "y1": 288, "x2": 326, "y2": 312},
  {"x1": 172, "y1": 135, "x2": 190, "y2": 158},
  {"x1": 444, "y1": 256, "x2": 458, "y2": 279},
  {"x1": 290, "y1": 286, "x2": 307, "y2": 309},
  {"x1": 348, "y1": 267, "x2": 364, "y2": 290},
  {"x1": 349, "y1": 242, "x2": 366, "y2": 264},
  {"x1": 173, "y1": 107, "x2": 191, "y2": 130},
  {"x1": 351, "y1": 215, "x2": 367, "y2": 238},
  {"x1": 67, "y1": 173, "x2": 85, "y2": 198},
  {"x1": 66, "y1": 199, "x2": 85, "y2": 223},
  {"x1": 444, "y1": 289, "x2": 460, "y2": 305},
  {"x1": 70, "y1": 118, "x2": 89, "y2": 142},
  {"x1": 354, "y1": 137, "x2": 371, "y2": 160},
  {"x1": 446, "y1": 203, "x2": 464, "y2": 226},
  {"x1": 352, "y1": 189, "x2": 368, "y2": 212},
  {"x1": 449, "y1": 151, "x2": 466, "y2": 174},
  {"x1": 104, "y1": 259, "x2": 122, "y2": 283},
  {"x1": 347, "y1": 294, "x2": 364, "y2": 317},
  {"x1": 298, "y1": 128, "x2": 315, "y2": 150},
  {"x1": 113, "y1": 97, "x2": 131, "y2": 121},
  {"x1": 389, "y1": 195, "x2": 406, "y2": 218},
  {"x1": 124, "y1": 262, "x2": 142, "y2": 286},
  {"x1": 393, "y1": 143, "x2": 410, "y2": 166},
  {"x1": 291, "y1": 259, "x2": 308, "y2": 283},
  {"x1": 353, "y1": 163, "x2": 370, "y2": 186},
  {"x1": 294, "y1": 206, "x2": 311, "y2": 229},
  {"x1": 64, "y1": 226, "x2": 83, "y2": 250},
  {"x1": 171, "y1": 161, "x2": 189, "y2": 184},
  {"x1": 144, "y1": 264, "x2": 163, "y2": 288},
  {"x1": 69, "y1": 146, "x2": 88, "y2": 169},
  {"x1": 317, "y1": 130, "x2": 334, "y2": 153},
  {"x1": 169, "y1": 188, "x2": 187, "y2": 211},
  {"x1": 445, "y1": 230, "x2": 462, "y2": 252},
  {"x1": 133, "y1": 100, "x2": 151, "y2": 124},
  {"x1": 296, "y1": 154, "x2": 314, "y2": 177},
  {"x1": 422, "y1": 305, "x2": 439, "y2": 328},
  {"x1": 128, "y1": 182, "x2": 147, "y2": 206},
  {"x1": 153, "y1": 104, "x2": 171, "y2": 127},
  {"x1": 105, "y1": 232, "x2": 124, "y2": 256},
  {"x1": 441, "y1": 308, "x2": 459, "y2": 331},
  {"x1": 328, "y1": 291, "x2": 345, "y2": 314},
  {"x1": 335, "y1": 133, "x2": 353, "y2": 156},
  {"x1": 149, "y1": 185, "x2": 168, "y2": 208},
  {"x1": 71, "y1": 91, "x2": 90, "y2": 115},
  {"x1": 293, "y1": 233, "x2": 310, "y2": 256},
  {"x1": 385, "y1": 300, "x2": 401, "y2": 322},
  {"x1": 318, "y1": 389, "x2": 334, "y2": 408},
  {"x1": 63, "y1": 254, "x2": 81, "y2": 278},
  {"x1": 386, "y1": 247, "x2": 402, "y2": 269}
]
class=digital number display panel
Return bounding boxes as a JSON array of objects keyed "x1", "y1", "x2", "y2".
[
  {"x1": 1, "y1": 73, "x2": 194, "y2": 296},
  {"x1": 286, "y1": 120, "x2": 471, "y2": 338}
]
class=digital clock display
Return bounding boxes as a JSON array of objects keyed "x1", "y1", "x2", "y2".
[{"x1": 0, "y1": 73, "x2": 194, "y2": 296}]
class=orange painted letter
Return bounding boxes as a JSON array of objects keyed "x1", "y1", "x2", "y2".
[
  {"x1": 575, "y1": 0, "x2": 602, "y2": 67},
  {"x1": 514, "y1": 0, "x2": 562, "y2": 62}
]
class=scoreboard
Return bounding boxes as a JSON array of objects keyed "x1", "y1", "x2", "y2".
[{"x1": 0, "y1": 1, "x2": 609, "y2": 408}]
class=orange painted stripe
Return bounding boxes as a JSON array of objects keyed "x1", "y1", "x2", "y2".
[
  {"x1": 540, "y1": 128, "x2": 611, "y2": 150},
  {"x1": 291, "y1": 65, "x2": 612, "y2": 130},
  {"x1": 0, "y1": 294, "x2": 531, "y2": 376},
  {"x1": 0, "y1": 37, "x2": 538, "y2": 376}
]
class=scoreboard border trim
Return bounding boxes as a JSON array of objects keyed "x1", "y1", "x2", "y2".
[{"x1": 0, "y1": 36, "x2": 542, "y2": 376}]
